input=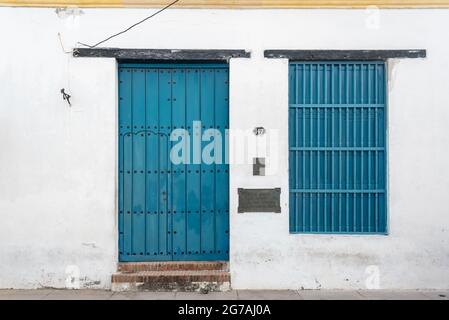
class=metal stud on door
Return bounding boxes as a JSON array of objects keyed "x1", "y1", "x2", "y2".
[{"x1": 118, "y1": 64, "x2": 230, "y2": 261}]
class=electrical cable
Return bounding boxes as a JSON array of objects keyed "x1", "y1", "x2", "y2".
[
  {"x1": 58, "y1": 32, "x2": 72, "y2": 54},
  {"x1": 77, "y1": 0, "x2": 180, "y2": 49}
]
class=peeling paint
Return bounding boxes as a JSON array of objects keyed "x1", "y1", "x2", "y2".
[
  {"x1": 55, "y1": 7, "x2": 84, "y2": 19},
  {"x1": 82, "y1": 242, "x2": 98, "y2": 249}
]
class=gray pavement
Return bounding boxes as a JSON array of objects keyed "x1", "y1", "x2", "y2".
[{"x1": 0, "y1": 289, "x2": 448, "y2": 300}]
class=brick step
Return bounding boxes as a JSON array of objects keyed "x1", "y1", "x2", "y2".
[
  {"x1": 118, "y1": 261, "x2": 228, "y2": 273},
  {"x1": 111, "y1": 270, "x2": 230, "y2": 292}
]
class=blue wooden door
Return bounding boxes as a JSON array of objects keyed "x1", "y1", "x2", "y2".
[{"x1": 118, "y1": 63, "x2": 229, "y2": 261}]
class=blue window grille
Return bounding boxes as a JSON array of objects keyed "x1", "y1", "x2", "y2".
[{"x1": 289, "y1": 61, "x2": 387, "y2": 234}]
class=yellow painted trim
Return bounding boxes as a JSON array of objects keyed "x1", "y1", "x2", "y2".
[{"x1": 1, "y1": 0, "x2": 449, "y2": 8}]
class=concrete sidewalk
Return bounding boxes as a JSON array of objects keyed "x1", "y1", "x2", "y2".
[{"x1": 0, "y1": 289, "x2": 448, "y2": 300}]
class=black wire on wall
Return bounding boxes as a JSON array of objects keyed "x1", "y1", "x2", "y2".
[{"x1": 77, "y1": 0, "x2": 180, "y2": 48}]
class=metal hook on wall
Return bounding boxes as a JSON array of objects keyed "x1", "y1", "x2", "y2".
[{"x1": 60, "y1": 88, "x2": 72, "y2": 106}]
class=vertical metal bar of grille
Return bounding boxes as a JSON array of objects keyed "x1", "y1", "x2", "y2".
[
  {"x1": 302, "y1": 64, "x2": 306, "y2": 231},
  {"x1": 323, "y1": 64, "x2": 328, "y2": 232},
  {"x1": 316, "y1": 67, "x2": 320, "y2": 228},
  {"x1": 289, "y1": 61, "x2": 387, "y2": 234}
]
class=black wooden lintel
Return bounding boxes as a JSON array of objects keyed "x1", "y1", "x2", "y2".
[
  {"x1": 73, "y1": 48, "x2": 250, "y2": 61},
  {"x1": 264, "y1": 49, "x2": 426, "y2": 60}
]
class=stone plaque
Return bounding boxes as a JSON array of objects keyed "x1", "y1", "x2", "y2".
[{"x1": 238, "y1": 188, "x2": 281, "y2": 213}]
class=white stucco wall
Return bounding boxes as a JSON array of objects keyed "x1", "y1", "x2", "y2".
[{"x1": 0, "y1": 7, "x2": 448, "y2": 289}]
